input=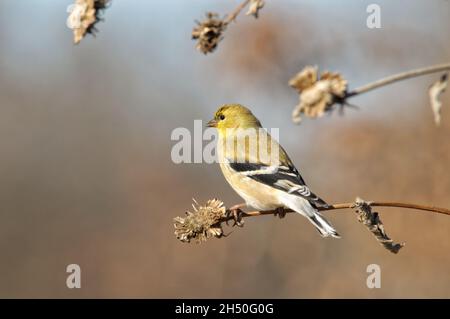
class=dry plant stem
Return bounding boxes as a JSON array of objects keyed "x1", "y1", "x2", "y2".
[
  {"x1": 224, "y1": 0, "x2": 251, "y2": 24},
  {"x1": 346, "y1": 63, "x2": 450, "y2": 97},
  {"x1": 175, "y1": 198, "x2": 449, "y2": 252},
  {"x1": 225, "y1": 201, "x2": 450, "y2": 221}
]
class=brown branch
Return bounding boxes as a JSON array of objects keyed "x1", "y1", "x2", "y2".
[
  {"x1": 217, "y1": 199, "x2": 450, "y2": 254},
  {"x1": 346, "y1": 63, "x2": 450, "y2": 97},
  {"x1": 174, "y1": 197, "x2": 450, "y2": 254},
  {"x1": 224, "y1": 0, "x2": 251, "y2": 25},
  {"x1": 226, "y1": 200, "x2": 450, "y2": 221}
]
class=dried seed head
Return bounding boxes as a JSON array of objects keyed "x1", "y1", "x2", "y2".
[
  {"x1": 246, "y1": 0, "x2": 265, "y2": 18},
  {"x1": 288, "y1": 66, "x2": 318, "y2": 93},
  {"x1": 68, "y1": 0, "x2": 110, "y2": 44},
  {"x1": 192, "y1": 12, "x2": 226, "y2": 54},
  {"x1": 292, "y1": 81, "x2": 334, "y2": 122},
  {"x1": 429, "y1": 73, "x2": 448, "y2": 126},
  {"x1": 289, "y1": 66, "x2": 348, "y2": 123},
  {"x1": 320, "y1": 71, "x2": 348, "y2": 97},
  {"x1": 353, "y1": 197, "x2": 405, "y2": 254},
  {"x1": 174, "y1": 199, "x2": 227, "y2": 243}
]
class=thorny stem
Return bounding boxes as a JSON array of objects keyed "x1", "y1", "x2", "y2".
[
  {"x1": 224, "y1": 0, "x2": 251, "y2": 25},
  {"x1": 223, "y1": 201, "x2": 450, "y2": 222},
  {"x1": 346, "y1": 63, "x2": 450, "y2": 97}
]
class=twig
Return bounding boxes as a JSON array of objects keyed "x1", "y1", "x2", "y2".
[
  {"x1": 219, "y1": 199, "x2": 450, "y2": 254},
  {"x1": 346, "y1": 63, "x2": 450, "y2": 97},
  {"x1": 175, "y1": 197, "x2": 450, "y2": 254},
  {"x1": 223, "y1": 200, "x2": 450, "y2": 221},
  {"x1": 224, "y1": 0, "x2": 251, "y2": 25}
]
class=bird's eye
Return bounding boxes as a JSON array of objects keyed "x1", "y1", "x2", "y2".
[{"x1": 219, "y1": 114, "x2": 225, "y2": 120}]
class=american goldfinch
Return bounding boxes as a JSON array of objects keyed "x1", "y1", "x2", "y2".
[{"x1": 207, "y1": 104, "x2": 340, "y2": 238}]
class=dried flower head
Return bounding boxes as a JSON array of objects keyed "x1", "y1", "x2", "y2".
[
  {"x1": 320, "y1": 71, "x2": 348, "y2": 97},
  {"x1": 288, "y1": 66, "x2": 318, "y2": 92},
  {"x1": 174, "y1": 199, "x2": 227, "y2": 243},
  {"x1": 192, "y1": 12, "x2": 226, "y2": 54},
  {"x1": 246, "y1": 0, "x2": 265, "y2": 18},
  {"x1": 429, "y1": 73, "x2": 448, "y2": 126},
  {"x1": 67, "y1": 0, "x2": 110, "y2": 44},
  {"x1": 353, "y1": 198, "x2": 405, "y2": 254},
  {"x1": 289, "y1": 66, "x2": 348, "y2": 123}
]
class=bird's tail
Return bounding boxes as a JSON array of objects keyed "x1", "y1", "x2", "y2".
[
  {"x1": 281, "y1": 196, "x2": 340, "y2": 238},
  {"x1": 306, "y1": 212, "x2": 341, "y2": 238}
]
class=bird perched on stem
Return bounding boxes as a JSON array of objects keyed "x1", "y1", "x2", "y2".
[{"x1": 207, "y1": 104, "x2": 340, "y2": 238}]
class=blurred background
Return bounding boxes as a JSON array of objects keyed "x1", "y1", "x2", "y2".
[{"x1": 0, "y1": 0, "x2": 449, "y2": 298}]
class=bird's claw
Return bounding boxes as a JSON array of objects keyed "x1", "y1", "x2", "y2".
[
  {"x1": 226, "y1": 208, "x2": 244, "y2": 227},
  {"x1": 274, "y1": 207, "x2": 286, "y2": 219}
]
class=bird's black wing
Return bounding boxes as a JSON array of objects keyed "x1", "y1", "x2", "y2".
[{"x1": 228, "y1": 162, "x2": 329, "y2": 208}]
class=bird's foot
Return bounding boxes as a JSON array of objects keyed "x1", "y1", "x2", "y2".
[
  {"x1": 226, "y1": 205, "x2": 245, "y2": 227},
  {"x1": 274, "y1": 207, "x2": 286, "y2": 219}
]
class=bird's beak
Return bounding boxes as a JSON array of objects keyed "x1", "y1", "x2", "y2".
[{"x1": 206, "y1": 118, "x2": 218, "y2": 128}]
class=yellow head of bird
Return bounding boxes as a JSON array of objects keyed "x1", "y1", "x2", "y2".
[{"x1": 207, "y1": 104, "x2": 262, "y2": 132}]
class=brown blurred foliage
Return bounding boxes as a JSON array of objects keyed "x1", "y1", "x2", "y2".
[{"x1": 0, "y1": 0, "x2": 449, "y2": 298}]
